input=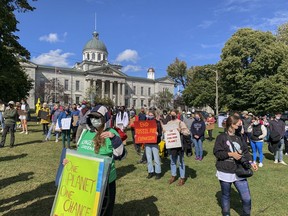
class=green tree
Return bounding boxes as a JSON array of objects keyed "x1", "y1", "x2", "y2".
[
  {"x1": 167, "y1": 58, "x2": 188, "y2": 88},
  {"x1": 0, "y1": 0, "x2": 35, "y2": 102},
  {"x1": 276, "y1": 22, "x2": 288, "y2": 45},
  {"x1": 152, "y1": 89, "x2": 173, "y2": 109},
  {"x1": 218, "y1": 28, "x2": 288, "y2": 112}
]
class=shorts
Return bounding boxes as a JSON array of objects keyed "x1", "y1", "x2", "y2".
[{"x1": 19, "y1": 115, "x2": 27, "y2": 120}]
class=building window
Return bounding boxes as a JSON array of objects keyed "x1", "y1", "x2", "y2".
[
  {"x1": 141, "y1": 87, "x2": 144, "y2": 96},
  {"x1": 125, "y1": 98, "x2": 129, "y2": 107},
  {"x1": 133, "y1": 86, "x2": 136, "y2": 95},
  {"x1": 64, "y1": 79, "x2": 69, "y2": 90},
  {"x1": 98, "y1": 53, "x2": 101, "y2": 61},
  {"x1": 76, "y1": 96, "x2": 80, "y2": 104},
  {"x1": 148, "y1": 87, "x2": 151, "y2": 96},
  {"x1": 133, "y1": 99, "x2": 136, "y2": 107},
  {"x1": 64, "y1": 94, "x2": 69, "y2": 104},
  {"x1": 141, "y1": 99, "x2": 144, "y2": 107},
  {"x1": 87, "y1": 53, "x2": 90, "y2": 60},
  {"x1": 76, "y1": 80, "x2": 80, "y2": 91},
  {"x1": 92, "y1": 53, "x2": 95, "y2": 60},
  {"x1": 148, "y1": 99, "x2": 151, "y2": 107}
]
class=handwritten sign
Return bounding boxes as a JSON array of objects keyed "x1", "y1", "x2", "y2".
[
  {"x1": 51, "y1": 150, "x2": 111, "y2": 216},
  {"x1": 55, "y1": 118, "x2": 72, "y2": 131},
  {"x1": 134, "y1": 120, "x2": 157, "y2": 144},
  {"x1": 38, "y1": 110, "x2": 49, "y2": 120},
  {"x1": 163, "y1": 124, "x2": 182, "y2": 149}
]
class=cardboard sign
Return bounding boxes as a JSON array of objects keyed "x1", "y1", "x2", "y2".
[
  {"x1": 217, "y1": 116, "x2": 227, "y2": 128},
  {"x1": 72, "y1": 115, "x2": 79, "y2": 127},
  {"x1": 163, "y1": 124, "x2": 182, "y2": 149},
  {"x1": 51, "y1": 150, "x2": 111, "y2": 216},
  {"x1": 134, "y1": 120, "x2": 157, "y2": 144},
  {"x1": 38, "y1": 110, "x2": 49, "y2": 120},
  {"x1": 55, "y1": 118, "x2": 72, "y2": 131}
]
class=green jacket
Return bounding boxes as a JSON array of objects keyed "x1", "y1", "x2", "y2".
[{"x1": 3, "y1": 108, "x2": 17, "y2": 125}]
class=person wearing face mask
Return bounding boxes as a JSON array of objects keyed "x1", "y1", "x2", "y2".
[
  {"x1": 213, "y1": 115, "x2": 258, "y2": 216},
  {"x1": 45, "y1": 103, "x2": 61, "y2": 142},
  {"x1": 247, "y1": 117, "x2": 267, "y2": 167},
  {"x1": 190, "y1": 113, "x2": 206, "y2": 161},
  {"x1": 71, "y1": 104, "x2": 80, "y2": 143},
  {"x1": 19, "y1": 99, "x2": 30, "y2": 135},
  {"x1": 64, "y1": 105, "x2": 126, "y2": 216},
  {"x1": 75, "y1": 101, "x2": 91, "y2": 144},
  {"x1": 0, "y1": 101, "x2": 17, "y2": 148},
  {"x1": 160, "y1": 110, "x2": 171, "y2": 125},
  {"x1": 269, "y1": 112, "x2": 287, "y2": 165},
  {"x1": 143, "y1": 111, "x2": 162, "y2": 180},
  {"x1": 58, "y1": 106, "x2": 72, "y2": 149}
]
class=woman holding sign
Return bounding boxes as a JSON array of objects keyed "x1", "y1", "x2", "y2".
[
  {"x1": 145, "y1": 111, "x2": 162, "y2": 180},
  {"x1": 63, "y1": 105, "x2": 126, "y2": 216}
]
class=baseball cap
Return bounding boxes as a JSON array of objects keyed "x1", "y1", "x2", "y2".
[{"x1": 8, "y1": 101, "x2": 15, "y2": 105}]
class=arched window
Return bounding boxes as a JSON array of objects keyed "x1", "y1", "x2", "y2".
[
  {"x1": 87, "y1": 53, "x2": 90, "y2": 60},
  {"x1": 92, "y1": 53, "x2": 95, "y2": 60},
  {"x1": 98, "y1": 53, "x2": 101, "y2": 61}
]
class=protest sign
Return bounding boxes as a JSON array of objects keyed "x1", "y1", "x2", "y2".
[
  {"x1": 217, "y1": 116, "x2": 226, "y2": 128},
  {"x1": 38, "y1": 110, "x2": 49, "y2": 120},
  {"x1": 163, "y1": 124, "x2": 182, "y2": 149},
  {"x1": 55, "y1": 118, "x2": 72, "y2": 131},
  {"x1": 51, "y1": 149, "x2": 111, "y2": 216},
  {"x1": 134, "y1": 120, "x2": 157, "y2": 144}
]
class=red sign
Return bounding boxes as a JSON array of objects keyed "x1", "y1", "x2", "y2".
[{"x1": 134, "y1": 120, "x2": 157, "y2": 144}]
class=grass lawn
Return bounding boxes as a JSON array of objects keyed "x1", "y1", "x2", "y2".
[{"x1": 0, "y1": 121, "x2": 288, "y2": 216}]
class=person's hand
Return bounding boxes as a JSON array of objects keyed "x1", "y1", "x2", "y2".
[
  {"x1": 62, "y1": 158, "x2": 69, "y2": 166},
  {"x1": 251, "y1": 163, "x2": 258, "y2": 171},
  {"x1": 229, "y1": 152, "x2": 242, "y2": 160},
  {"x1": 194, "y1": 135, "x2": 199, "y2": 139},
  {"x1": 155, "y1": 132, "x2": 158, "y2": 136},
  {"x1": 100, "y1": 131, "x2": 115, "y2": 139}
]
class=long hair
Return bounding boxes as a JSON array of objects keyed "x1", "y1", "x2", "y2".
[
  {"x1": 93, "y1": 116, "x2": 105, "y2": 154},
  {"x1": 225, "y1": 115, "x2": 240, "y2": 132}
]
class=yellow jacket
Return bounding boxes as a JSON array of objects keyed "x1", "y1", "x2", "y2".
[{"x1": 40, "y1": 107, "x2": 50, "y2": 124}]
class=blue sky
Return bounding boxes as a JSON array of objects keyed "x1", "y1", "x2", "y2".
[{"x1": 15, "y1": 0, "x2": 288, "y2": 78}]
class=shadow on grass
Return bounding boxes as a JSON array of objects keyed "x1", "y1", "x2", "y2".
[
  {"x1": 0, "y1": 181, "x2": 56, "y2": 213},
  {"x1": 114, "y1": 196, "x2": 159, "y2": 216},
  {"x1": 264, "y1": 153, "x2": 274, "y2": 161},
  {"x1": 116, "y1": 164, "x2": 137, "y2": 180},
  {"x1": 16, "y1": 140, "x2": 43, "y2": 147},
  {"x1": 215, "y1": 188, "x2": 243, "y2": 215},
  {"x1": 0, "y1": 153, "x2": 28, "y2": 162},
  {"x1": 0, "y1": 172, "x2": 34, "y2": 190},
  {"x1": 185, "y1": 166, "x2": 197, "y2": 179}
]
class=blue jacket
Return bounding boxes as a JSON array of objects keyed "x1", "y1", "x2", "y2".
[{"x1": 58, "y1": 110, "x2": 71, "y2": 129}]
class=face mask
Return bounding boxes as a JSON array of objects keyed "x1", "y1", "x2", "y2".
[
  {"x1": 90, "y1": 118, "x2": 102, "y2": 129},
  {"x1": 276, "y1": 116, "x2": 281, "y2": 120},
  {"x1": 147, "y1": 116, "x2": 154, "y2": 120},
  {"x1": 163, "y1": 113, "x2": 167, "y2": 116},
  {"x1": 81, "y1": 105, "x2": 86, "y2": 109},
  {"x1": 195, "y1": 117, "x2": 200, "y2": 121},
  {"x1": 253, "y1": 121, "x2": 259, "y2": 125},
  {"x1": 171, "y1": 115, "x2": 176, "y2": 120},
  {"x1": 9, "y1": 104, "x2": 13, "y2": 108},
  {"x1": 187, "y1": 115, "x2": 191, "y2": 118}
]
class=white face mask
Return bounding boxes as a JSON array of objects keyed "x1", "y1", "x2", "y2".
[
  {"x1": 90, "y1": 118, "x2": 102, "y2": 129},
  {"x1": 253, "y1": 121, "x2": 259, "y2": 125},
  {"x1": 276, "y1": 116, "x2": 281, "y2": 120}
]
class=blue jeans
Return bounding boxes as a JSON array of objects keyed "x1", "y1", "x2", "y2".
[
  {"x1": 145, "y1": 144, "x2": 161, "y2": 174},
  {"x1": 220, "y1": 179, "x2": 251, "y2": 216},
  {"x1": 170, "y1": 152, "x2": 185, "y2": 178},
  {"x1": 275, "y1": 138, "x2": 285, "y2": 162},
  {"x1": 0, "y1": 112, "x2": 4, "y2": 129},
  {"x1": 192, "y1": 138, "x2": 203, "y2": 158},
  {"x1": 250, "y1": 140, "x2": 264, "y2": 163},
  {"x1": 46, "y1": 122, "x2": 59, "y2": 140}
]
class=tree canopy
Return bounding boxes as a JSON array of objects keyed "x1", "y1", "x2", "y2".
[
  {"x1": 166, "y1": 58, "x2": 188, "y2": 89},
  {"x1": 0, "y1": 0, "x2": 36, "y2": 102}
]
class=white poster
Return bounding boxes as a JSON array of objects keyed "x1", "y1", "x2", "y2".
[
  {"x1": 163, "y1": 124, "x2": 182, "y2": 149},
  {"x1": 55, "y1": 118, "x2": 72, "y2": 131},
  {"x1": 217, "y1": 116, "x2": 226, "y2": 128}
]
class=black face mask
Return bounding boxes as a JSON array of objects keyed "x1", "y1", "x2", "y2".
[
  {"x1": 171, "y1": 115, "x2": 176, "y2": 120},
  {"x1": 9, "y1": 105, "x2": 13, "y2": 108}
]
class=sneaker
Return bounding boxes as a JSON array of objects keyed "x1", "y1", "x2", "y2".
[
  {"x1": 198, "y1": 157, "x2": 203, "y2": 161},
  {"x1": 55, "y1": 139, "x2": 59, "y2": 143},
  {"x1": 0, "y1": 129, "x2": 3, "y2": 133},
  {"x1": 253, "y1": 161, "x2": 257, "y2": 164},
  {"x1": 25, "y1": 131, "x2": 28, "y2": 135},
  {"x1": 20, "y1": 131, "x2": 24, "y2": 134},
  {"x1": 274, "y1": 160, "x2": 278, "y2": 164},
  {"x1": 195, "y1": 157, "x2": 199, "y2": 160},
  {"x1": 155, "y1": 173, "x2": 161, "y2": 180},
  {"x1": 259, "y1": 163, "x2": 263, "y2": 167},
  {"x1": 285, "y1": 153, "x2": 288, "y2": 156},
  {"x1": 279, "y1": 161, "x2": 287, "y2": 165},
  {"x1": 146, "y1": 173, "x2": 154, "y2": 179}
]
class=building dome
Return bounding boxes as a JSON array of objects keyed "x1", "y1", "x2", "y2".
[
  {"x1": 82, "y1": 31, "x2": 108, "y2": 63},
  {"x1": 83, "y1": 32, "x2": 108, "y2": 53}
]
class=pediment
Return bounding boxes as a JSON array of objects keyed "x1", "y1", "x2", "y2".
[
  {"x1": 87, "y1": 66, "x2": 127, "y2": 78},
  {"x1": 155, "y1": 76, "x2": 175, "y2": 84},
  {"x1": 20, "y1": 60, "x2": 38, "y2": 68}
]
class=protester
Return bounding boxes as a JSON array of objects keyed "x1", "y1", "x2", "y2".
[
  {"x1": 0, "y1": 101, "x2": 17, "y2": 148},
  {"x1": 115, "y1": 106, "x2": 129, "y2": 131},
  {"x1": 0, "y1": 99, "x2": 5, "y2": 132},
  {"x1": 241, "y1": 111, "x2": 252, "y2": 144},
  {"x1": 166, "y1": 110, "x2": 190, "y2": 186},
  {"x1": 143, "y1": 111, "x2": 162, "y2": 180},
  {"x1": 19, "y1": 99, "x2": 30, "y2": 134},
  {"x1": 138, "y1": 107, "x2": 147, "y2": 121},
  {"x1": 128, "y1": 110, "x2": 140, "y2": 154},
  {"x1": 71, "y1": 104, "x2": 80, "y2": 143},
  {"x1": 269, "y1": 112, "x2": 287, "y2": 165},
  {"x1": 191, "y1": 112, "x2": 206, "y2": 161},
  {"x1": 75, "y1": 101, "x2": 90, "y2": 144},
  {"x1": 63, "y1": 105, "x2": 126, "y2": 216},
  {"x1": 58, "y1": 105, "x2": 72, "y2": 149},
  {"x1": 40, "y1": 102, "x2": 50, "y2": 136},
  {"x1": 213, "y1": 115, "x2": 258, "y2": 216},
  {"x1": 45, "y1": 103, "x2": 61, "y2": 142},
  {"x1": 247, "y1": 117, "x2": 267, "y2": 167},
  {"x1": 206, "y1": 113, "x2": 216, "y2": 141},
  {"x1": 183, "y1": 111, "x2": 193, "y2": 130}
]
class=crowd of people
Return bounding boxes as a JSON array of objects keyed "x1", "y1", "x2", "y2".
[{"x1": 0, "y1": 98, "x2": 288, "y2": 216}]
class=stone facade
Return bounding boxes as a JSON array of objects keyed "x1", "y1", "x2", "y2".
[{"x1": 21, "y1": 31, "x2": 174, "y2": 109}]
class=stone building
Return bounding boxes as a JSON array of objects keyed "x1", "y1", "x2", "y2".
[{"x1": 22, "y1": 31, "x2": 175, "y2": 109}]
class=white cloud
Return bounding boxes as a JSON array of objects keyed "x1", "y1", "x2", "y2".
[
  {"x1": 198, "y1": 20, "x2": 215, "y2": 29},
  {"x1": 39, "y1": 32, "x2": 67, "y2": 43},
  {"x1": 115, "y1": 49, "x2": 139, "y2": 63},
  {"x1": 122, "y1": 65, "x2": 142, "y2": 73},
  {"x1": 31, "y1": 49, "x2": 74, "y2": 67}
]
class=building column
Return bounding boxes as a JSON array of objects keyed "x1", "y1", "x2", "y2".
[
  {"x1": 122, "y1": 83, "x2": 125, "y2": 106},
  {"x1": 117, "y1": 82, "x2": 121, "y2": 105},
  {"x1": 110, "y1": 81, "x2": 113, "y2": 99},
  {"x1": 102, "y1": 80, "x2": 105, "y2": 98}
]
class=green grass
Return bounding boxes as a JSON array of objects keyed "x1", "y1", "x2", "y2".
[{"x1": 0, "y1": 122, "x2": 288, "y2": 216}]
